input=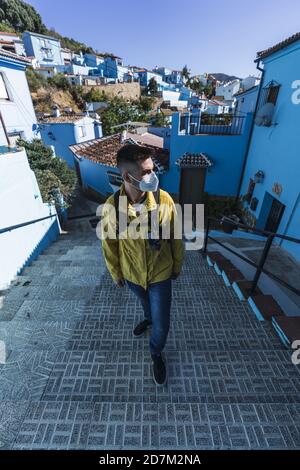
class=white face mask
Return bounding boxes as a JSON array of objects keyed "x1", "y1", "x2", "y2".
[{"x1": 129, "y1": 171, "x2": 159, "y2": 192}]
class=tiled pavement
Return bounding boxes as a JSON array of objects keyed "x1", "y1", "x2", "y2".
[{"x1": 1, "y1": 226, "x2": 300, "y2": 450}]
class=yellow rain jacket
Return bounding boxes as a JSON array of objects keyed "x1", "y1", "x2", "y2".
[{"x1": 101, "y1": 183, "x2": 185, "y2": 289}]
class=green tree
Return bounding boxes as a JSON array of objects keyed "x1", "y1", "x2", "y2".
[
  {"x1": 0, "y1": 0, "x2": 103, "y2": 55},
  {"x1": 84, "y1": 88, "x2": 107, "y2": 103},
  {"x1": 138, "y1": 96, "x2": 155, "y2": 113},
  {"x1": 151, "y1": 112, "x2": 168, "y2": 127},
  {"x1": 100, "y1": 97, "x2": 147, "y2": 135},
  {"x1": 204, "y1": 83, "x2": 214, "y2": 98},
  {"x1": 147, "y1": 77, "x2": 158, "y2": 96},
  {"x1": 0, "y1": 21, "x2": 15, "y2": 32},
  {"x1": 181, "y1": 65, "x2": 191, "y2": 83},
  {"x1": 47, "y1": 73, "x2": 70, "y2": 91},
  {"x1": 26, "y1": 67, "x2": 47, "y2": 92},
  {"x1": 18, "y1": 138, "x2": 76, "y2": 208},
  {"x1": 189, "y1": 78, "x2": 204, "y2": 95},
  {"x1": 0, "y1": 0, "x2": 47, "y2": 33}
]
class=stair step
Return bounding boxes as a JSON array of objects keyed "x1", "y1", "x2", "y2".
[
  {"x1": 4, "y1": 286, "x2": 96, "y2": 301},
  {"x1": 272, "y1": 316, "x2": 300, "y2": 348},
  {"x1": 1, "y1": 220, "x2": 299, "y2": 450},
  {"x1": 11, "y1": 401, "x2": 300, "y2": 450},
  {"x1": 248, "y1": 295, "x2": 286, "y2": 321}
]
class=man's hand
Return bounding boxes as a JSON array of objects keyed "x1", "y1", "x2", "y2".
[
  {"x1": 171, "y1": 272, "x2": 180, "y2": 280},
  {"x1": 114, "y1": 278, "x2": 125, "y2": 288}
]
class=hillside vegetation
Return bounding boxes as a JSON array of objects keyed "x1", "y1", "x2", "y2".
[{"x1": 0, "y1": 0, "x2": 115, "y2": 56}]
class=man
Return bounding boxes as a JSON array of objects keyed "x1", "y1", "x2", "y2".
[{"x1": 101, "y1": 144, "x2": 184, "y2": 385}]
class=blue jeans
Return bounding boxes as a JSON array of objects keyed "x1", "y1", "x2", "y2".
[{"x1": 126, "y1": 278, "x2": 172, "y2": 356}]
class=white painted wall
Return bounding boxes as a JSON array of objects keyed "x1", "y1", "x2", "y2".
[
  {"x1": 241, "y1": 75, "x2": 260, "y2": 90},
  {"x1": 0, "y1": 148, "x2": 60, "y2": 289},
  {"x1": 0, "y1": 64, "x2": 37, "y2": 144},
  {"x1": 216, "y1": 80, "x2": 240, "y2": 101}
]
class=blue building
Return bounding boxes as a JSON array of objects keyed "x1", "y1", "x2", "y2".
[
  {"x1": 160, "y1": 110, "x2": 253, "y2": 196},
  {"x1": 39, "y1": 113, "x2": 102, "y2": 168},
  {"x1": 84, "y1": 53, "x2": 105, "y2": 68},
  {"x1": 238, "y1": 33, "x2": 300, "y2": 260},
  {"x1": 234, "y1": 85, "x2": 259, "y2": 116},
  {"x1": 69, "y1": 133, "x2": 169, "y2": 200},
  {"x1": 136, "y1": 69, "x2": 164, "y2": 88},
  {"x1": 22, "y1": 31, "x2": 64, "y2": 67},
  {"x1": 153, "y1": 67, "x2": 183, "y2": 86}
]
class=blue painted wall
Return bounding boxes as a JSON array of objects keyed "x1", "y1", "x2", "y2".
[
  {"x1": 160, "y1": 112, "x2": 253, "y2": 196},
  {"x1": 40, "y1": 123, "x2": 77, "y2": 167},
  {"x1": 40, "y1": 118, "x2": 103, "y2": 168},
  {"x1": 235, "y1": 85, "x2": 259, "y2": 115},
  {"x1": 77, "y1": 158, "x2": 115, "y2": 198},
  {"x1": 23, "y1": 32, "x2": 63, "y2": 66},
  {"x1": 239, "y1": 40, "x2": 300, "y2": 260}
]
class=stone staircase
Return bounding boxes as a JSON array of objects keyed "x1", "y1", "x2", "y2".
[{"x1": 0, "y1": 223, "x2": 300, "y2": 450}]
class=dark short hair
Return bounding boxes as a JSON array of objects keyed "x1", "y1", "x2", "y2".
[{"x1": 117, "y1": 144, "x2": 153, "y2": 171}]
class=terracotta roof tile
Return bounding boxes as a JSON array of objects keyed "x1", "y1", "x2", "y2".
[
  {"x1": 38, "y1": 114, "x2": 88, "y2": 123},
  {"x1": 175, "y1": 152, "x2": 213, "y2": 168},
  {"x1": 69, "y1": 133, "x2": 170, "y2": 172},
  {"x1": 257, "y1": 32, "x2": 300, "y2": 60},
  {"x1": 0, "y1": 49, "x2": 31, "y2": 64}
]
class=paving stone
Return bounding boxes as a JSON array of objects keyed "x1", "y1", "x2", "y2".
[
  {"x1": 13, "y1": 300, "x2": 87, "y2": 322},
  {"x1": 0, "y1": 351, "x2": 57, "y2": 401},
  {"x1": 1, "y1": 229, "x2": 300, "y2": 449},
  {"x1": 0, "y1": 402, "x2": 30, "y2": 449},
  {"x1": 13, "y1": 402, "x2": 94, "y2": 449},
  {"x1": 0, "y1": 321, "x2": 77, "y2": 352}
]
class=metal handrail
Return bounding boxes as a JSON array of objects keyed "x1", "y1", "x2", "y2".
[
  {"x1": 203, "y1": 216, "x2": 300, "y2": 297},
  {"x1": 211, "y1": 215, "x2": 300, "y2": 244},
  {"x1": 67, "y1": 212, "x2": 96, "y2": 220},
  {"x1": 0, "y1": 213, "x2": 57, "y2": 235}
]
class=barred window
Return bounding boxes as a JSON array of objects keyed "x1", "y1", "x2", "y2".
[{"x1": 257, "y1": 80, "x2": 281, "y2": 109}]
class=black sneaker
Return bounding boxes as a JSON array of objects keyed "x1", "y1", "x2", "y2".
[
  {"x1": 133, "y1": 319, "x2": 152, "y2": 337},
  {"x1": 151, "y1": 353, "x2": 167, "y2": 386}
]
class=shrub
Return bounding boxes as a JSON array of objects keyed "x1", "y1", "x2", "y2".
[{"x1": 18, "y1": 139, "x2": 77, "y2": 208}]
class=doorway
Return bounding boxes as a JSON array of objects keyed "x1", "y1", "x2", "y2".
[{"x1": 257, "y1": 191, "x2": 285, "y2": 233}]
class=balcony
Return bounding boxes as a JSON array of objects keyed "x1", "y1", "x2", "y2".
[{"x1": 179, "y1": 112, "x2": 246, "y2": 136}]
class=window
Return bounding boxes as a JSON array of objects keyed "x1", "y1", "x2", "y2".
[
  {"x1": 257, "y1": 80, "x2": 281, "y2": 109},
  {"x1": 78, "y1": 126, "x2": 86, "y2": 138},
  {"x1": 0, "y1": 73, "x2": 9, "y2": 100},
  {"x1": 179, "y1": 114, "x2": 189, "y2": 132},
  {"x1": 107, "y1": 171, "x2": 123, "y2": 187}
]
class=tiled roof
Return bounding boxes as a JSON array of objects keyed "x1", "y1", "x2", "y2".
[
  {"x1": 208, "y1": 100, "x2": 228, "y2": 106},
  {"x1": 233, "y1": 85, "x2": 259, "y2": 97},
  {"x1": 0, "y1": 49, "x2": 31, "y2": 64},
  {"x1": 126, "y1": 131, "x2": 164, "y2": 148},
  {"x1": 0, "y1": 32, "x2": 19, "y2": 36},
  {"x1": 175, "y1": 152, "x2": 213, "y2": 168},
  {"x1": 69, "y1": 133, "x2": 170, "y2": 172},
  {"x1": 38, "y1": 114, "x2": 89, "y2": 124},
  {"x1": 257, "y1": 32, "x2": 300, "y2": 60},
  {"x1": 23, "y1": 30, "x2": 60, "y2": 41}
]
